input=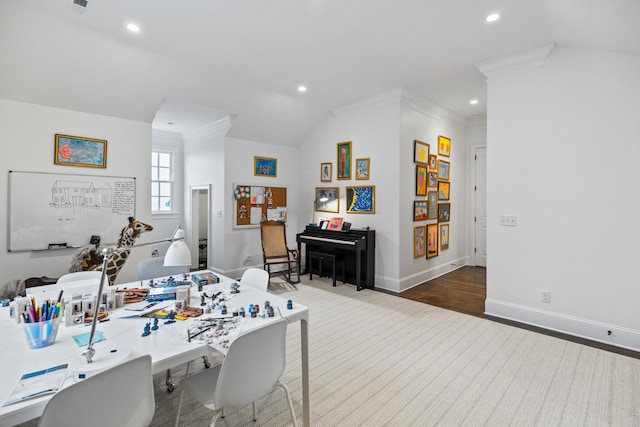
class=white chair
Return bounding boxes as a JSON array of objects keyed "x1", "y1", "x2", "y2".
[
  {"x1": 174, "y1": 318, "x2": 297, "y2": 427},
  {"x1": 240, "y1": 267, "x2": 270, "y2": 292},
  {"x1": 56, "y1": 271, "x2": 103, "y2": 284},
  {"x1": 137, "y1": 256, "x2": 188, "y2": 281},
  {"x1": 38, "y1": 355, "x2": 155, "y2": 427}
]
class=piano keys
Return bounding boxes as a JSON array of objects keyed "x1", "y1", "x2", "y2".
[{"x1": 296, "y1": 226, "x2": 375, "y2": 290}]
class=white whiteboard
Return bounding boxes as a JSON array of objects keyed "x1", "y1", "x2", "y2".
[{"x1": 8, "y1": 171, "x2": 136, "y2": 252}]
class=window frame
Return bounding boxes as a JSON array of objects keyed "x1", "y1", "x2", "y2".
[{"x1": 151, "y1": 150, "x2": 175, "y2": 214}]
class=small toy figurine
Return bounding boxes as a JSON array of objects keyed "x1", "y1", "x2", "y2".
[
  {"x1": 164, "y1": 310, "x2": 177, "y2": 324},
  {"x1": 200, "y1": 294, "x2": 206, "y2": 306},
  {"x1": 287, "y1": 299, "x2": 293, "y2": 310},
  {"x1": 151, "y1": 318, "x2": 159, "y2": 331},
  {"x1": 142, "y1": 321, "x2": 151, "y2": 337}
]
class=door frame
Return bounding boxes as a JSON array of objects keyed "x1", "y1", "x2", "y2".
[{"x1": 190, "y1": 184, "x2": 211, "y2": 269}]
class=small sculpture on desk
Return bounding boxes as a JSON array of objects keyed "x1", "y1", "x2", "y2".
[
  {"x1": 164, "y1": 310, "x2": 177, "y2": 324},
  {"x1": 151, "y1": 318, "x2": 159, "y2": 331},
  {"x1": 200, "y1": 294, "x2": 206, "y2": 306},
  {"x1": 142, "y1": 321, "x2": 151, "y2": 337}
]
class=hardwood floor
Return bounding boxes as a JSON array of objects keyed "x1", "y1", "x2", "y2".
[
  {"x1": 390, "y1": 266, "x2": 640, "y2": 359},
  {"x1": 399, "y1": 266, "x2": 486, "y2": 318}
]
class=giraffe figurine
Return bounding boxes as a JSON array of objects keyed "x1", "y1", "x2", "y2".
[{"x1": 90, "y1": 217, "x2": 153, "y2": 285}]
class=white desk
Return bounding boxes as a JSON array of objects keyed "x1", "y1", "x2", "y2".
[{"x1": 0, "y1": 271, "x2": 310, "y2": 427}]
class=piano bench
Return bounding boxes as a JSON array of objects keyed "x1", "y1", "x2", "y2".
[{"x1": 309, "y1": 251, "x2": 346, "y2": 287}]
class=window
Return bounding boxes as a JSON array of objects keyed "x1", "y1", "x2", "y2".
[{"x1": 151, "y1": 151, "x2": 173, "y2": 212}]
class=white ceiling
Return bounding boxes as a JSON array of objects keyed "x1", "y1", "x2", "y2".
[{"x1": 1, "y1": 0, "x2": 639, "y2": 145}]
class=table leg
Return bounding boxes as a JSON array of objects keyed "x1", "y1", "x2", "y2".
[{"x1": 301, "y1": 317, "x2": 310, "y2": 427}]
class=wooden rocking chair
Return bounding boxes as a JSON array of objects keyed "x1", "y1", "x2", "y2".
[{"x1": 260, "y1": 220, "x2": 300, "y2": 284}]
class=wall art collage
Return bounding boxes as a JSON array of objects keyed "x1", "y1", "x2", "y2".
[
  {"x1": 315, "y1": 141, "x2": 375, "y2": 225},
  {"x1": 413, "y1": 135, "x2": 450, "y2": 259}
]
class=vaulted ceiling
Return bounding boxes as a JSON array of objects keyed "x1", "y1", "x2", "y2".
[{"x1": 1, "y1": 0, "x2": 638, "y2": 145}]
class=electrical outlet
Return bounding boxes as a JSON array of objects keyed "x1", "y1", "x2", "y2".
[
  {"x1": 499, "y1": 215, "x2": 518, "y2": 226},
  {"x1": 541, "y1": 291, "x2": 551, "y2": 303}
]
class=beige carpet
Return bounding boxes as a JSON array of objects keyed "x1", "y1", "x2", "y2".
[{"x1": 18, "y1": 276, "x2": 640, "y2": 426}]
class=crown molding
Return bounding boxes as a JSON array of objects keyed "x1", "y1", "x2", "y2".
[
  {"x1": 182, "y1": 115, "x2": 233, "y2": 143},
  {"x1": 401, "y1": 89, "x2": 468, "y2": 128},
  {"x1": 330, "y1": 88, "x2": 403, "y2": 116},
  {"x1": 476, "y1": 43, "x2": 556, "y2": 79}
]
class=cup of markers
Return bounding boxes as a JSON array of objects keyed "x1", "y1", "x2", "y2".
[{"x1": 22, "y1": 301, "x2": 62, "y2": 349}]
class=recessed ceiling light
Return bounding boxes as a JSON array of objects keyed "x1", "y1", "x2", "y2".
[
  {"x1": 298, "y1": 85, "x2": 307, "y2": 92},
  {"x1": 470, "y1": 99, "x2": 479, "y2": 105},
  {"x1": 486, "y1": 13, "x2": 500, "y2": 22},
  {"x1": 126, "y1": 23, "x2": 140, "y2": 33}
]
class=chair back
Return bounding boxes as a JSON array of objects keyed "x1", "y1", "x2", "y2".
[
  {"x1": 240, "y1": 268, "x2": 269, "y2": 292},
  {"x1": 215, "y1": 319, "x2": 288, "y2": 409},
  {"x1": 38, "y1": 355, "x2": 155, "y2": 427},
  {"x1": 57, "y1": 271, "x2": 103, "y2": 284},
  {"x1": 137, "y1": 256, "x2": 188, "y2": 281},
  {"x1": 260, "y1": 221, "x2": 290, "y2": 259}
]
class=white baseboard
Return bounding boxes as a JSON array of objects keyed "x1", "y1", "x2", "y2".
[{"x1": 486, "y1": 298, "x2": 640, "y2": 353}]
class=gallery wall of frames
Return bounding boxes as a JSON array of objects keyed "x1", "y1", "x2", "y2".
[
  {"x1": 413, "y1": 135, "x2": 451, "y2": 259},
  {"x1": 314, "y1": 141, "x2": 375, "y2": 228}
]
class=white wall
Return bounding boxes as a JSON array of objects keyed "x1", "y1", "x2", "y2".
[
  {"x1": 0, "y1": 99, "x2": 152, "y2": 286},
  {"x1": 182, "y1": 121, "x2": 229, "y2": 273},
  {"x1": 484, "y1": 46, "x2": 640, "y2": 351},
  {"x1": 399, "y1": 93, "x2": 470, "y2": 291},
  {"x1": 298, "y1": 89, "x2": 470, "y2": 292},
  {"x1": 150, "y1": 130, "x2": 184, "y2": 259},
  {"x1": 224, "y1": 136, "x2": 300, "y2": 279}
]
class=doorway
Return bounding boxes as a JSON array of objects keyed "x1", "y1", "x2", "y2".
[
  {"x1": 190, "y1": 185, "x2": 211, "y2": 270},
  {"x1": 473, "y1": 146, "x2": 487, "y2": 267}
]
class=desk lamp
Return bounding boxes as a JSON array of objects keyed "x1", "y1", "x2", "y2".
[
  {"x1": 70, "y1": 226, "x2": 191, "y2": 378},
  {"x1": 312, "y1": 194, "x2": 329, "y2": 224}
]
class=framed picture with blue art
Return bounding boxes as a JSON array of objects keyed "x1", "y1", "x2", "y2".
[
  {"x1": 254, "y1": 156, "x2": 277, "y2": 177},
  {"x1": 54, "y1": 134, "x2": 107, "y2": 168},
  {"x1": 346, "y1": 185, "x2": 375, "y2": 214}
]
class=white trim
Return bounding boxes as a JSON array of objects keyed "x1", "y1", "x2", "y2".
[
  {"x1": 476, "y1": 43, "x2": 556, "y2": 79},
  {"x1": 486, "y1": 298, "x2": 640, "y2": 352}
]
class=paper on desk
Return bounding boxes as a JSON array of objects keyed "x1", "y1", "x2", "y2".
[
  {"x1": 118, "y1": 301, "x2": 172, "y2": 318},
  {"x1": 72, "y1": 330, "x2": 105, "y2": 347},
  {"x1": 3, "y1": 364, "x2": 68, "y2": 406}
]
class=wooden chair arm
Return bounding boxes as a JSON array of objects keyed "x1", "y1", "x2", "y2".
[{"x1": 288, "y1": 248, "x2": 300, "y2": 260}]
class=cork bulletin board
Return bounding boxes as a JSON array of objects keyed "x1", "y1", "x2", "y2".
[{"x1": 233, "y1": 184, "x2": 287, "y2": 229}]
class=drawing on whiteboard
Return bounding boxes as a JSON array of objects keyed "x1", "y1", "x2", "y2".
[{"x1": 50, "y1": 180, "x2": 113, "y2": 215}]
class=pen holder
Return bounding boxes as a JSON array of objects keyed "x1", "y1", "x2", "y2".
[{"x1": 22, "y1": 317, "x2": 62, "y2": 349}]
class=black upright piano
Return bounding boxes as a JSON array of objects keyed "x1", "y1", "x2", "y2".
[{"x1": 296, "y1": 225, "x2": 375, "y2": 291}]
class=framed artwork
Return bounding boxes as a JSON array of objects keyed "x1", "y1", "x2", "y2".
[
  {"x1": 427, "y1": 224, "x2": 438, "y2": 258},
  {"x1": 346, "y1": 185, "x2": 375, "y2": 214},
  {"x1": 320, "y1": 163, "x2": 332, "y2": 182},
  {"x1": 315, "y1": 187, "x2": 339, "y2": 213},
  {"x1": 414, "y1": 226, "x2": 426, "y2": 258},
  {"x1": 327, "y1": 217, "x2": 344, "y2": 231},
  {"x1": 413, "y1": 200, "x2": 428, "y2": 221},
  {"x1": 440, "y1": 224, "x2": 450, "y2": 251},
  {"x1": 337, "y1": 141, "x2": 352, "y2": 180},
  {"x1": 427, "y1": 191, "x2": 438, "y2": 220},
  {"x1": 438, "y1": 202, "x2": 451, "y2": 223},
  {"x1": 414, "y1": 140, "x2": 429, "y2": 165},
  {"x1": 355, "y1": 158, "x2": 370, "y2": 180},
  {"x1": 416, "y1": 165, "x2": 428, "y2": 196},
  {"x1": 427, "y1": 171, "x2": 438, "y2": 188},
  {"x1": 54, "y1": 134, "x2": 107, "y2": 168},
  {"x1": 438, "y1": 160, "x2": 450, "y2": 180},
  {"x1": 438, "y1": 181, "x2": 450, "y2": 200},
  {"x1": 429, "y1": 154, "x2": 438, "y2": 171},
  {"x1": 438, "y1": 135, "x2": 451, "y2": 157},
  {"x1": 254, "y1": 156, "x2": 277, "y2": 177}
]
